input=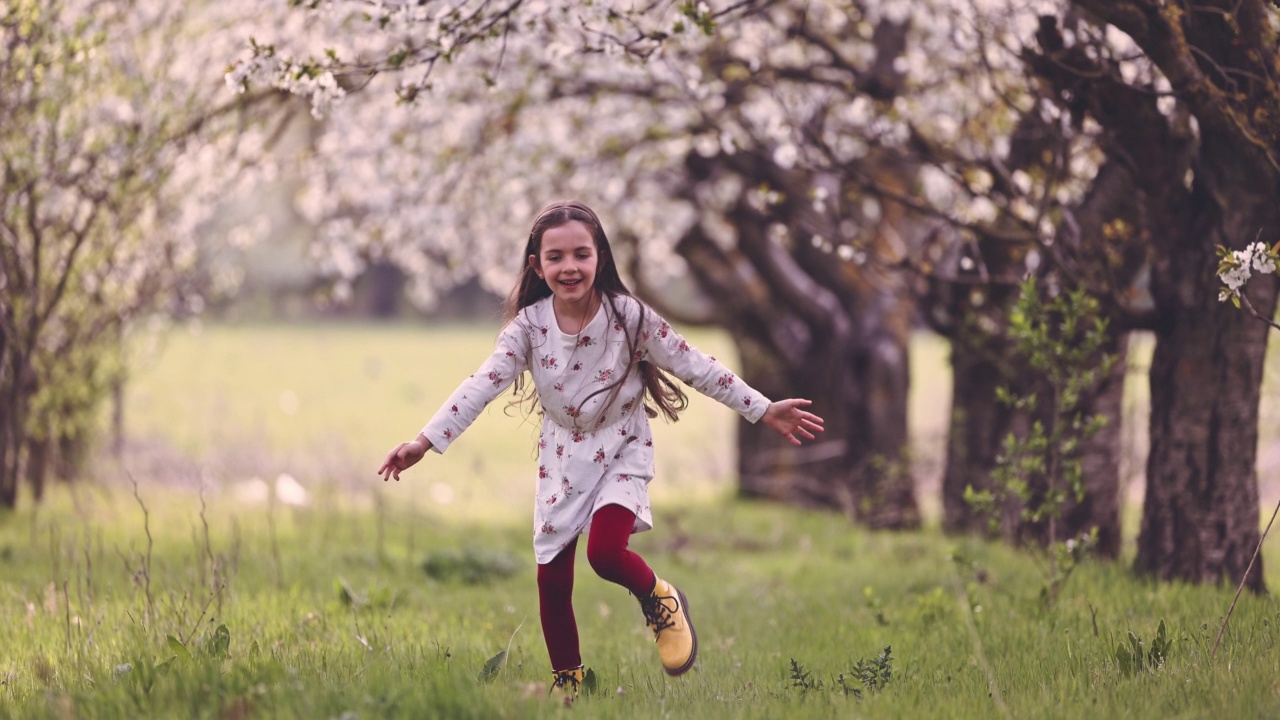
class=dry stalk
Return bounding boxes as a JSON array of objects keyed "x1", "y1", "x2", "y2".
[{"x1": 127, "y1": 471, "x2": 155, "y2": 628}]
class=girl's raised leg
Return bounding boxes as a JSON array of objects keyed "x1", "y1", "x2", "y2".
[
  {"x1": 585, "y1": 503, "x2": 656, "y2": 594},
  {"x1": 587, "y1": 503, "x2": 698, "y2": 676}
]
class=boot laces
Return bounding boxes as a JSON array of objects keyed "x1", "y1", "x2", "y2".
[
  {"x1": 551, "y1": 669, "x2": 581, "y2": 695},
  {"x1": 640, "y1": 591, "x2": 679, "y2": 635}
]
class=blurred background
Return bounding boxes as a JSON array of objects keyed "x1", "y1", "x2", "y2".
[{"x1": 4, "y1": 0, "x2": 1280, "y2": 589}]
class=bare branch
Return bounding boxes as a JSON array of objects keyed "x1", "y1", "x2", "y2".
[{"x1": 1240, "y1": 290, "x2": 1280, "y2": 333}]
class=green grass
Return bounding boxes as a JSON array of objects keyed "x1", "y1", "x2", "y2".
[
  {"x1": 0, "y1": 321, "x2": 1277, "y2": 718},
  {"x1": 2, "y1": 488, "x2": 1278, "y2": 718}
]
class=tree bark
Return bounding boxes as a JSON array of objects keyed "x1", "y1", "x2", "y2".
[
  {"x1": 0, "y1": 357, "x2": 28, "y2": 509},
  {"x1": 732, "y1": 302, "x2": 917, "y2": 527},
  {"x1": 1065, "y1": 0, "x2": 1280, "y2": 590},
  {"x1": 24, "y1": 435, "x2": 48, "y2": 503},
  {"x1": 1138, "y1": 295, "x2": 1274, "y2": 589}
]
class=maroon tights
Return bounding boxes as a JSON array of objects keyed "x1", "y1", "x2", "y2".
[{"x1": 537, "y1": 503, "x2": 657, "y2": 671}]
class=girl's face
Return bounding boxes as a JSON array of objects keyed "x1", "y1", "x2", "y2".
[{"x1": 530, "y1": 220, "x2": 599, "y2": 310}]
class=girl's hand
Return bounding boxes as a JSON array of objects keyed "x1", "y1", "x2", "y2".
[
  {"x1": 377, "y1": 435, "x2": 432, "y2": 481},
  {"x1": 762, "y1": 399, "x2": 825, "y2": 446}
]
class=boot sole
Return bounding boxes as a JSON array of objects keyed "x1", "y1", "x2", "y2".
[{"x1": 665, "y1": 587, "x2": 698, "y2": 677}]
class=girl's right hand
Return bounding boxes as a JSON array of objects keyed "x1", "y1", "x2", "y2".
[{"x1": 377, "y1": 435, "x2": 432, "y2": 481}]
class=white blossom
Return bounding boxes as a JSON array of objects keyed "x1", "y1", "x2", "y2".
[{"x1": 1217, "y1": 240, "x2": 1279, "y2": 302}]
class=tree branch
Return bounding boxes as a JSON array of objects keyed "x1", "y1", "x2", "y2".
[
  {"x1": 1072, "y1": 0, "x2": 1280, "y2": 175},
  {"x1": 1240, "y1": 289, "x2": 1280, "y2": 332}
]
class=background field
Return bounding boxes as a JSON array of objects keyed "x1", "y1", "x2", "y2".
[
  {"x1": 1, "y1": 321, "x2": 1279, "y2": 718},
  {"x1": 116, "y1": 321, "x2": 1280, "y2": 529},
  {"x1": 118, "y1": 322, "x2": 958, "y2": 523}
]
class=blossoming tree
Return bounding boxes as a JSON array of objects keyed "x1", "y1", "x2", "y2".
[
  {"x1": 0, "y1": 0, "x2": 289, "y2": 506},
  {"x1": 1070, "y1": 0, "x2": 1280, "y2": 591}
]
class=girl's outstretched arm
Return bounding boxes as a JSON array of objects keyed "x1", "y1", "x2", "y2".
[
  {"x1": 378, "y1": 433, "x2": 434, "y2": 481},
  {"x1": 761, "y1": 399, "x2": 825, "y2": 446},
  {"x1": 417, "y1": 318, "x2": 532, "y2": 455}
]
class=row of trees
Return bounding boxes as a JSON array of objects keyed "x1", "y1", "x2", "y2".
[
  {"x1": 227, "y1": 0, "x2": 1278, "y2": 590},
  {"x1": 4, "y1": 1, "x2": 1277, "y2": 593}
]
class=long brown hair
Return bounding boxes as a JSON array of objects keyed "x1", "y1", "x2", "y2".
[{"x1": 504, "y1": 200, "x2": 688, "y2": 422}]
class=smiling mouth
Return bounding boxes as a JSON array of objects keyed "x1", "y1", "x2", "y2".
[{"x1": 560, "y1": 278, "x2": 583, "y2": 287}]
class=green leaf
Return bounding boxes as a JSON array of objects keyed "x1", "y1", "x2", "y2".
[
  {"x1": 582, "y1": 667, "x2": 599, "y2": 695},
  {"x1": 166, "y1": 635, "x2": 191, "y2": 660},
  {"x1": 204, "y1": 624, "x2": 231, "y2": 658},
  {"x1": 478, "y1": 650, "x2": 507, "y2": 681},
  {"x1": 1115, "y1": 643, "x2": 1134, "y2": 675}
]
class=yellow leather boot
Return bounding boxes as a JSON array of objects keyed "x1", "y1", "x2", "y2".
[
  {"x1": 637, "y1": 576, "x2": 698, "y2": 676},
  {"x1": 549, "y1": 665, "x2": 585, "y2": 704}
]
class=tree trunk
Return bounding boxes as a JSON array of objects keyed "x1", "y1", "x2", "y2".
[
  {"x1": 0, "y1": 362, "x2": 26, "y2": 509},
  {"x1": 24, "y1": 435, "x2": 48, "y2": 503},
  {"x1": 730, "y1": 330, "x2": 838, "y2": 508},
  {"x1": 0, "y1": 415, "x2": 15, "y2": 509},
  {"x1": 1137, "y1": 266, "x2": 1275, "y2": 590},
  {"x1": 1065, "y1": 0, "x2": 1280, "y2": 592}
]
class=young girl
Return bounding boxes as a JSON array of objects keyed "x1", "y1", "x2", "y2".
[{"x1": 377, "y1": 200, "x2": 824, "y2": 697}]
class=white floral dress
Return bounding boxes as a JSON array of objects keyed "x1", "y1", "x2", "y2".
[{"x1": 421, "y1": 294, "x2": 770, "y2": 563}]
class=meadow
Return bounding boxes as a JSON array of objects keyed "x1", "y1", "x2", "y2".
[{"x1": 1, "y1": 322, "x2": 1278, "y2": 719}]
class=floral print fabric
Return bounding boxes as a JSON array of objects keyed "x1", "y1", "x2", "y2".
[{"x1": 421, "y1": 294, "x2": 770, "y2": 563}]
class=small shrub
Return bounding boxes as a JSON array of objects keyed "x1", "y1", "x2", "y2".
[
  {"x1": 789, "y1": 647, "x2": 894, "y2": 700},
  {"x1": 965, "y1": 277, "x2": 1115, "y2": 608},
  {"x1": 838, "y1": 646, "x2": 893, "y2": 698},
  {"x1": 788, "y1": 658, "x2": 821, "y2": 692},
  {"x1": 1115, "y1": 619, "x2": 1173, "y2": 676},
  {"x1": 908, "y1": 588, "x2": 953, "y2": 626}
]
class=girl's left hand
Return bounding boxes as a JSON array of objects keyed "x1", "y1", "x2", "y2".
[{"x1": 762, "y1": 399, "x2": 825, "y2": 446}]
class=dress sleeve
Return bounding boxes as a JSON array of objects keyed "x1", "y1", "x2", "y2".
[
  {"x1": 633, "y1": 301, "x2": 770, "y2": 424},
  {"x1": 420, "y1": 318, "x2": 531, "y2": 453}
]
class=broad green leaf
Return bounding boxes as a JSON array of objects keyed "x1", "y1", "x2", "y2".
[
  {"x1": 205, "y1": 623, "x2": 231, "y2": 658},
  {"x1": 478, "y1": 650, "x2": 507, "y2": 681},
  {"x1": 166, "y1": 635, "x2": 191, "y2": 660}
]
